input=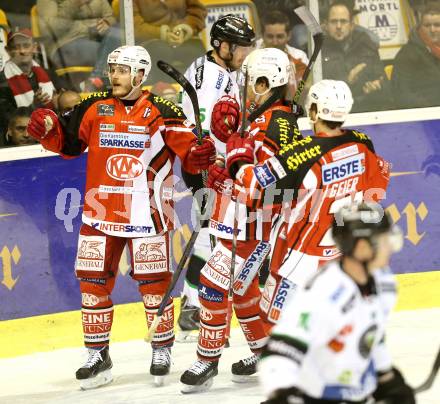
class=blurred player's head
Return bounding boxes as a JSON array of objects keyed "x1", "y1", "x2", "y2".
[
  {"x1": 6, "y1": 107, "x2": 36, "y2": 146},
  {"x1": 107, "y1": 46, "x2": 151, "y2": 99},
  {"x1": 262, "y1": 11, "x2": 291, "y2": 51},
  {"x1": 420, "y1": 2, "x2": 440, "y2": 45},
  {"x1": 332, "y1": 202, "x2": 403, "y2": 273},
  {"x1": 210, "y1": 15, "x2": 256, "y2": 71},
  {"x1": 7, "y1": 28, "x2": 37, "y2": 74},
  {"x1": 325, "y1": 1, "x2": 355, "y2": 42},
  {"x1": 242, "y1": 48, "x2": 292, "y2": 104},
  {"x1": 305, "y1": 79, "x2": 353, "y2": 132}
]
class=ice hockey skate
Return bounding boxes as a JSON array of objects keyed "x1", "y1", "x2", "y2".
[
  {"x1": 75, "y1": 346, "x2": 113, "y2": 390},
  {"x1": 180, "y1": 359, "x2": 219, "y2": 393},
  {"x1": 231, "y1": 354, "x2": 259, "y2": 383},
  {"x1": 176, "y1": 296, "x2": 200, "y2": 343},
  {"x1": 150, "y1": 346, "x2": 171, "y2": 386}
]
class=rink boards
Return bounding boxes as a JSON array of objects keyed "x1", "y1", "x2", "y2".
[{"x1": 0, "y1": 109, "x2": 439, "y2": 357}]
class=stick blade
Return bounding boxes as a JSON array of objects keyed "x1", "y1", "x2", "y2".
[
  {"x1": 414, "y1": 345, "x2": 440, "y2": 393},
  {"x1": 144, "y1": 316, "x2": 160, "y2": 343},
  {"x1": 294, "y1": 6, "x2": 323, "y2": 36}
]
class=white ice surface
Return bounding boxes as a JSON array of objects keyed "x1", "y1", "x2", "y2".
[{"x1": 0, "y1": 308, "x2": 439, "y2": 404}]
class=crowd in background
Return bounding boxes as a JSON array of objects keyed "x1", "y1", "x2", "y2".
[{"x1": 0, "y1": 0, "x2": 439, "y2": 148}]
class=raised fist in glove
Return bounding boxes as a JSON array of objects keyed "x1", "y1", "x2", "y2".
[
  {"x1": 226, "y1": 132, "x2": 255, "y2": 179},
  {"x1": 27, "y1": 108, "x2": 59, "y2": 140},
  {"x1": 211, "y1": 95, "x2": 240, "y2": 143},
  {"x1": 207, "y1": 163, "x2": 233, "y2": 194},
  {"x1": 186, "y1": 137, "x2": 216, "y2": 172}
]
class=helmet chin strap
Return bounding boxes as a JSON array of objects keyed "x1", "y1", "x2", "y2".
[{"x1": 121, "y1": 77, "x2": 143, "y2": 100}]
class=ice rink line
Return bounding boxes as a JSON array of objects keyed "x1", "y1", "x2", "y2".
[{"x1": 0, "y1": 308, "x2": 438, "y2": 404}]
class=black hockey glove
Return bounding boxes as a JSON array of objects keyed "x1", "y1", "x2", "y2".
[
  {"x1": 261, "y1": 386, "x2": 304, "y2": 404},
  {"x1": 373, "y1": 367, "x2": 415, "y2": 404},
  {"x1": 291, "y1": 103, "x2": 304, "y2": 118}
]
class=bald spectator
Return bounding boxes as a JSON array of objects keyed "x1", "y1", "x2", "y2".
[
  {"x1": 257, "y1": 11, "x2": 309, "y2": 90},
  {"x1": 3, "y1": 107, "x2": 37, "y2": 147},
  {"x1": 322, "y1": 0, "x2": 390, "y2": 112},
  {"x1": 151, "y1": 81, "x2": 178, "y2": 104},
  {"x1": 392, "y1": 1, "x2": 440, "y2": 109},
  {"x1": 57, "y1": 89, "x2": 81, "y2": 115},
  {"x1": 0, "y1": 28, "x2": 58, "y2": 137}
]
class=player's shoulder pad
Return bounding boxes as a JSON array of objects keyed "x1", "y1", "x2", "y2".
[
  {"x1": 148, "y1": 92, "x2": 185, "y2": 120},
  {"x1": 345, "y1": 129, "x2": 375, "y2": 152},
  {"x1": 77, "y1": 91, "x2": 111, "y2": 112},
  {"x1": 305, "y1": 263, "x2": 357, "y2": 312},
  {"x1": 265, "y1": 108, "x2": 302, "y2": 149},
  {"x1": 60, "y1": 91, "x2": 111, "y2": 124}
]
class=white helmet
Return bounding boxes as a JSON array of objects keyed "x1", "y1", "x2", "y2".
[
  {"x1": 305, "y1": 80, "x2": 353, "y2": 123},
  {"x1": 242, "y1": 48, "x2": 292, "y2": 96},
  {"x1": 107, "y1": 45, "x2": 151, "y2": 86}
]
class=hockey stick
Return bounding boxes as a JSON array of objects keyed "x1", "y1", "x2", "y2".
[
  {"x1": 225, "y1": 69, "x2": 249, "y2": 343},
  {"x1": 145, "y1": 62, "x2": 215, "y2": 342},
  {"x1": 157, "y1": 60, "x2": 216, "y2": 248},
  {"x1": 145, "y1": 195, "x2": 214, "y2": 342},
  {"x1": 292, "y1": 6, "x2": 324, "y2": 104},
  {"x1": 157, "y1": 60, "x2": 203, "y2": 144},
  {"x1": 413, "y1": 345, "x2": 440, "y2": 393}
]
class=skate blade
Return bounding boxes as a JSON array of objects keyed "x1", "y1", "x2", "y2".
[
  {"x1": 231, "y1": 374, "x2": 258, "y2": 383},
  {"x1": 181, "y1": 377, "x2": 214, "y2": 394},
  {"x1": 153, "y1": 375, "x2": 167, "y2": 387},
  {"x1": 79, "y1": 370, "x2": 113, "y2": 390},
  {"x1": 176, "y1": 330, "x2": 198, "y2": 343}
]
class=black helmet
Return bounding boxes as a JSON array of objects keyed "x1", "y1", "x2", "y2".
[
  {"x1": 210, "y1": 15, "x2": 256, "y2": 48},
  {"x1": 332, "y1": 202, "x2": 392, "y2": 256}
]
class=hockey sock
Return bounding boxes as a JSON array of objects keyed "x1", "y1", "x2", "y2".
[
  {"x1": 80, "y1": 283, "x2": 114, "y2": 349},
  {"x1": 139, "y1": 280, "x2": 175, "y2": 347}
]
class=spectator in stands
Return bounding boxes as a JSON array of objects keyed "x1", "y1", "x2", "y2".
[
  {"x1": 37, "y1": 0, "x2": 116, "y2": 88},
  {"x1": 133, "y1": 0, "x2": 207, "y2": 83},
  {"x1": 257, "y1": 11, "x2": 308, "y2": 90},
  {"x1": 322, "y1": 0, "x2": 390, "y2": 112},
  {"x1": 392, "y1": 1, "x2": 440, "y2": 109},
  {"x1": 3, "y1": 107, "x2": 37, "y2": 147},
  {"x1": 254, "y1": 0, "x2": 307, "y2": 52},
  {"x1": 0, "y1": 9, "x2": 9, "y2": 71},
  {"x1": 0, "y1": 28, "x2": 58, "y2": 137},
  {"x1": 57, "y1": 89, "x2": 81, "y2": 114}
]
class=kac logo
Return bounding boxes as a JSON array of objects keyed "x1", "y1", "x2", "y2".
[{"x1": 106, "y1": 154, "x2": 144, "y2": 180}]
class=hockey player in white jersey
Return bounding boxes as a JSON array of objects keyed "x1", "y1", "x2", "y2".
[
  {"x1": 178, "y1": 15, "x2": 256, "y2": 339},
  {"x1": 259, "y1": 203, "x2": 416, "y2": 404}
]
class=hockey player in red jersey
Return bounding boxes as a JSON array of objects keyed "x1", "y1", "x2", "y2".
[
  {"x1": 225, "y1": 79, "x2": 391, "y2": 334},
  {"x1": 26, "y1": 45, "x2": 215, "y2": 389},
  {"x1": 180, "y1": 47, "x2": 302, "y2": 393}
]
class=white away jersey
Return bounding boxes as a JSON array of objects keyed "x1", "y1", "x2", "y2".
[
  {"x1": 259, "y1": 262, "x2": 397, "y2": 401},
  {"x1": 181, "y1": 52, "x2": 240, "y2": 154}
]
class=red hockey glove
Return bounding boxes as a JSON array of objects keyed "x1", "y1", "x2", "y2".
[
  {"x1": 226, "y1": 132, "x2": 255, "y2": 179},
  {"x1": 186, "y1": 137, "x2": 216, "y2": 171},
  {"x1": 207, "y1": 163, "x2": 233, "y2": 194},
  {"x1": 211, "y1": 95, "x2": 240, "y2": 143},
  {"x1": 27, "y1": 108, "x2": 59, "y2": 140}
]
